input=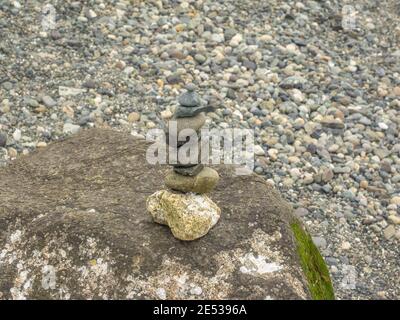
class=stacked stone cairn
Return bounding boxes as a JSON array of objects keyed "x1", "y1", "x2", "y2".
[{"x1": 147, "y1": 84, "x2": 221, "y2": 241}]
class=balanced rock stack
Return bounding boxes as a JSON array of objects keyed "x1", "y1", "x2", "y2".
[{"x1": 147, "y1": 84, "x2": 221, "y2": 241}]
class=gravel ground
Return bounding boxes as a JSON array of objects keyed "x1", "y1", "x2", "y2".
[{"x1": 1, "y1": 0, "x2": 399, "y2": 299}]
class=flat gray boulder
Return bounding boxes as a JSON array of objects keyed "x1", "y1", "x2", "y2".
[{"x1": 0, "y1": 129, "x2": 334, "y2": 300}]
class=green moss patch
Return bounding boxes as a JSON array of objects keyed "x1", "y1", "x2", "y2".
[{"x1": 291, "y1": 222, "x2": 335, "y2": 300}]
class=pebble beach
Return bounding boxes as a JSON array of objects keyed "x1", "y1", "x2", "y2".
[{"x1": 0, "y1": 0, "x2": 399, "y2": 299}]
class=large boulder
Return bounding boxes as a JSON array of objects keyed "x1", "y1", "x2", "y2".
[{"x1": 0, "y1": 129, "x2": 334, "y2": 300}]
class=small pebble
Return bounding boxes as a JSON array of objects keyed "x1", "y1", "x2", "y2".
[
  {"x1": 42, "y1": 96, "x2": 57, "y2": 107},
  {"x1": 0, "y1": 133, "x2": 7, "y2": 147},
  {"x1": 128, "y1": 112, "x2": 140, "y2": 122}
]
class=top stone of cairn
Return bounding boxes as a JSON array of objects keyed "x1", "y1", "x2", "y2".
[
  {"x1": 174, "y1": 84, "x2": 214, "y2": 118},
  {"x1": 178, "y1": 83, "x2": 201, "y2": 107}
]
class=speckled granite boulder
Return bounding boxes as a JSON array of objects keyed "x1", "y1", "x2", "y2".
[{"x1": 0, "y1": 129, "x2": 334, "y2": 300}]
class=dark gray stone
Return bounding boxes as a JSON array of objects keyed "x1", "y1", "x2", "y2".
[
  {"x1": 82, "y1": 80, "x2": 96, "y2": 89},
  {"x1": 166, "y1": 74, "x2": 182, "y2": 84},
  {"x1": 173, "y1": 163, "x2": 204, "y2": 176},
  {"x1": 41, "y1": 96, "x2": 57, "y2": 108},
  {"x1": 174, "y1": 105, "x2": 214, "y2": 118},
  {"x1": 226, "y1": 88, "x2": 236, "y2": 100},
  {"x1": 0, "y1": 132, "x2": 7, "y2": 147}
]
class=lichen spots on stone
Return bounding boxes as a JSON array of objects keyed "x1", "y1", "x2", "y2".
[
  {"x1": 10, "y1": 230, "x2": 23, "y2": 243},
  {"x1": 239, "y1": 253, "x2": 282, "y2": 275},
  {"x1": 124, "y1": 257, "x2": 231, "y2": 299},
  {"x1": 291, "y1": 222, "x2": 335, "y2": 300},
  {"x1": 41, "y1": 265, "x2": 56, "y2": 290},
  {"x1": 1, "y1": 223, "x2": 311, "y2": 299},
  {"x1": 232, "y1": 229, "x2": 308, "y2": 300},
  {"x1": 0, "y1": 225, "x2": 118, "y2": 299}
]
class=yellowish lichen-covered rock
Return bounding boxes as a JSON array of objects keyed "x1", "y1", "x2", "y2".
[{"x1": 147, "y1": 190, "x2": 221, "y2": 241}]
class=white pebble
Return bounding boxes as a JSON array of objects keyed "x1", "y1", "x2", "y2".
[
  {"x1": 254, "y1": 145, "x2": 265, "y2": 156},
  {"x1": 341, "y1": 241, "x2": 351, "y2": 250},
  {"x1": 229, "y1": 33, "x2": 243, "y2": 47},
  {"x1": 13, "y1": 129, "x2": 21, "y2": 141},
  {"x1": 378, "y1": 122, "x2": 388, "y2": 130},
  {"x1": 63, "y1": 123, "x2": 81, "y2": 135}
]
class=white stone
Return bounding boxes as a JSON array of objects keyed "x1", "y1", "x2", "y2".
[
  {"x1": 229, "y1": 33, "x2": 243, "y2": 47},
  {"x1": 160, "y1": 110, "x2": 172, "y2": 119},
  {"x1": 13, "y1": 129, "x2": 21, "y2": 141},
  {"x1": 123, "y1": 66, "x2": 134, "y2": 75},
  {"x1": 285, "y1": 43, "x2": 299, "y2": 54},
  {"x1": 341, "y1": 241, "x2": 351, "y2": 250},
  {"x1": 10, "y1": 230, "x2": 22, "y2": 243},
  {"x1": 267, "y1": 148, "x2": 278, "y2": 161},
  {"x1": 180, "y1": 1, "x2": 189, "y2": 9},
  {"x1": 87, "y1": 9, "x2": 97, "y2": 18},
  {"x1": 234, "y1": 167, "x2": 253, "y2": 176},
  {"x1": 290, "y1": 168, "x2": 301, "y2": 179},
  {"x1": 232, "y1": 110, "x2": 243, "y2": 120},
  {"x1": 254, "y1": 145, "x2": 265, "y2": 156},
  {"x1": 290, "y1": 89, "x2": 304, "y2": 103},
  {"x1": 155, "y1": 288, "x2": 166, "y2": 299},
  {"x1": 63, "y1": 123, "x2": 81, "y2": 135},
  {"x1": 211, "y1": 34, "x2": 224, "y2": 43},
  {"x1": 190, "y1": 286, "x2": 203, "y2": 295},
  {"x1": 378, "y1": 122, "x2": 388, "y2": 130}
]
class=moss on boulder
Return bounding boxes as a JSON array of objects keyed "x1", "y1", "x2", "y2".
[{"x1": 291, "y1": 222, "x2": 335, "y2": 300}]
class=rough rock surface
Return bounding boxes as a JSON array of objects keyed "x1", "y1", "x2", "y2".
[
  {"x1": 0, "y1": 129, "x2": 332, "y2": 299},
  {"x1": 147, "y1": 190, "x2": 220, "y2": 241}
]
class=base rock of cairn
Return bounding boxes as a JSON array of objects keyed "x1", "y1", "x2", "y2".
[{"x1": 147, "y1": 190, "x2": 221, "y2": 241}]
